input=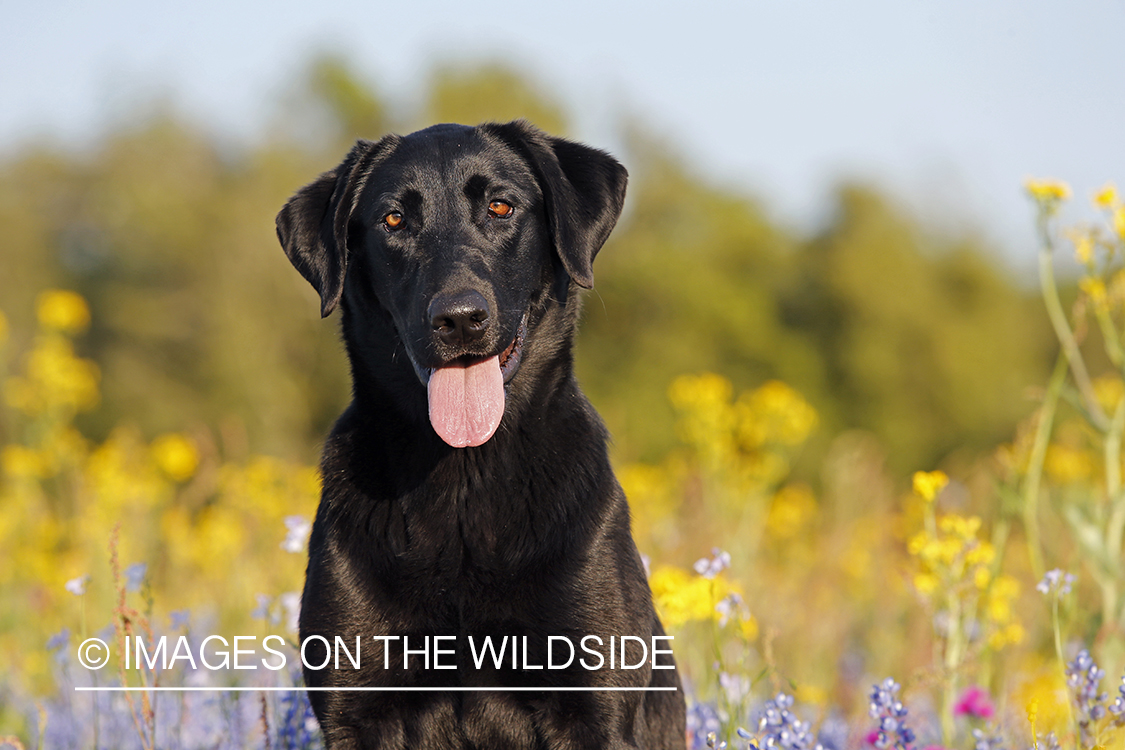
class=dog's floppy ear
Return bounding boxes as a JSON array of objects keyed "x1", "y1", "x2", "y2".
[
  {"x1": 484, "y1": 120, "x2": 628, "y2": 290},
  {"x1": 276, "y1": 139, "x2": 386, "y2": 317}
]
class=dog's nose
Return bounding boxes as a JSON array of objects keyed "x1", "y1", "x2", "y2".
[{"x1": 429, "y1": 290, "x2": 491, "y2": 348}]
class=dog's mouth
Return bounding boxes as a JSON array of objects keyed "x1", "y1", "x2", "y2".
[
  {"x1": 421, "y1": 313, "x2": 527, "y2": 449},
  {"x1": 497, "y1": 315, "x2": 526, "y2": 382}
]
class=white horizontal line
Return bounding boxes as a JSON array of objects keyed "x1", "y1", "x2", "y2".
[{"x1": 75, "y1": 686, "x2": 678, "y2": 693}]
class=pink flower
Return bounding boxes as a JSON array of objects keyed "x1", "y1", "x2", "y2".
[{"x1": 954, "y1": 686, "x2": 995, "y2": 720}]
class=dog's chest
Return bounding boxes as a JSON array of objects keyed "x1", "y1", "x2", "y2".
[{"x1": 410, "y1": 458, "x2": 553, "y2": 568}]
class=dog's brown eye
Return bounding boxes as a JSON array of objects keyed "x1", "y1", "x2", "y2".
[
  {"x1": 383, "y1": 212, "x2": 403, "y2": 230},
  {"x1": 488, "y1": 201, "x2": 513, "y2": 218}
]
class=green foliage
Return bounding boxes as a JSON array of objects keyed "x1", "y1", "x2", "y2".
[
  {"x1": 420, "y1": 62, "x2": 568, "y2": 134},
  {"x1": 0, "y1": 55, "x2": 1055, "y2": 476},
  {"x1": 778, "y1": 185, "x2": 1054, "y2": 470},
  {"x1": 302, "y1": 55, "x2": 389, "y2": 148}
]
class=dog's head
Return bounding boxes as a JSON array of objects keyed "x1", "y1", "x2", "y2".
[{"x1": 276, "y1": 121, "x2": 627, "y2": 448}]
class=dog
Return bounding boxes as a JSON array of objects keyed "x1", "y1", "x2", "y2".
[{"x1": 276, "y1": 120, "x2": 685, "y2": 748}]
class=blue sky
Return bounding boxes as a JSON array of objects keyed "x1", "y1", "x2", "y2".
[{"x1": 4, "y1": 0, "x2": 1123, "y2": 265}]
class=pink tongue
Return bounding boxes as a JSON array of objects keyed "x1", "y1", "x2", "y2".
[{"x1": 427, "y1": 355, "x2": 505, "y2": 447}]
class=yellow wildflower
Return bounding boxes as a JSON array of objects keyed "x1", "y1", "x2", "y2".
[
  {"x1": 913, "y1": 572, "x2": 939, "y2": 595},
  {"x1": 938, "y1": 513, "x2": 969, "y2": 535},
  {"x1": 986, "y1": 575, "x2": 1020, "y2": 624},
  {"x1": 794, "y1": 684, "x2": 827, "y2": 707},
  {"x1": 964, "y1": 540, "x2": 995, "y2": 568},
  {"x1": 191, "y1": 505, "x2": 248, "y2": 574},
  {"x1": 1069, "y1": 230, "x2": 1095, "y2": 266},
  {"x1": 7, "y1": 335, "x2": 101, "y2": 416},
  {"x1": 151, "y1": 433, "x2": 200, "y2": 482},
  {"x1": 1079, "y1": 277, "x2": 1108, "y2": 310},
  {"x1": 910, "y1": 513, "x2": 997, "y2": 597},
  {"x1": 1025, "y1": 178, "x2": 1071, "y2": 203},
  {"x1": 1094, "y1": 375, "x2": 1125, "y2": 416},
  {"x1": 1043, "y1": 443, "x2": 1094, "y2": 484},
  {"x1": 988, "y1": 622, "x2": 1025, "y2": 650},
  {"x1": 218, "y1": 455, "x2": 320, "y2": 518},
  {"x1": 648, "y1": 564, "x2": 735, "y2": 630},
  {"x1": 973, "y1": 566, "x2": 991, "y2": 590},
  {"x1": 668, "y1": 372, "x2": 733, "y2": 415},
  {"x1": 38, "y1": 425, "x2": 88, "y2": 474},
  {"x1": 84, "y1": 428, "x2": 170, "y2": 517},
  {"x1": 619, "y1": 462, "x2": 680, "y2": 526},
  {"x1": 36, "y1": 290, "x2": 90, "y2": 334},
  {"x1": 1094, "y1": 182, "x2": 1119, "y2": 209},
  {"x1": 736, "y1": 380, "x2": 817, "y2": 448},
  {"x1": 912, "y1": 470, "x2": 948, "y2": 502},
  {"x1": 738, "y1": 614, "x2": 759, "y2": 641},
  {"x1": 1015, "y1": 670, "x2": 1070, "y2": 738},
  {"x1": 1, "y1": 445, "x2": 50, "y2": 480},
  {"x1": 668, "y1": 372, "x2": 737, "y2": 466},
  {"x1": 767, "y1": 483, "x2": 817, "y2": 539}
]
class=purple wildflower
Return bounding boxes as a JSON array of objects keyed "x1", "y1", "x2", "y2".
[
  {"x1": 47, "y1": 628, "x2": 70, "y2": 664},
  {"x1": 279, "y1": 591, "x2": 302, "y2": 632},
  {"x1": 716, "y1": 592, "x2": 746, "y2": 627},
  {"x1": 124, "y1": 561, "x2": 147, "y2": 592},
  {"x1": 276, "y1": 687, "x2": 324, "y2": 749},
  {"x1": 816, "y1": 715, "x2": 849, "y2": 750},
  {"x1": 169, "y1": 609, "x2": 191, "y2": 630},
  {"x1": 1066, "y1": 649, "x2": 1108, "y2": 745},
  {"x1": 251, "y1": 592, "x2": 274, "y2": 621},
  {"x1": 694, "y1": 548, "x2": 732, "y2": 579},
  {"x1": 720, "y1": 671, "x2": 751, "y2": 705},
  {"x1": 1039, "y1": 733, "x2": 1061, "y2": 750},
  {"x1": 759, "y1": 693, "x2": 821, "y2": 750},
  {"x1": 46, "y1": 628, "x2": 70, "y2": 652},
  {"x1": 1108, "y1": 675, "x2": 1125, "y2": 724},
  {"x1": 971, "y1": 727, "x2": 1003, "y2": 750},
  {"x1": 688, "y1": 702, "x2": 724, "y2": 750},
  {"x1": 737, "y1": 726, "x2": 760, "y2": 750},
  {"x1": 64, "y1": 574, "x2": 90, "y2": 596},
  {"x1": 869, "y1": 678, "x2": 915, "y2": 750},
  {"x1": 281, "y1": 515, "x2": 312, "y2": 553},
  {"x1": 1036, "y1": 569, "x2": 1075, "y2": 596}
]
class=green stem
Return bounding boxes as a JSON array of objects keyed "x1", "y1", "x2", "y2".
[
  {"x1": 1038, "y1": 213, "x2": 1111, "y2": 432},
  {"x1": 1093, "y1": 302, "x2": 1125, "y2": 369},
  {"x1": 1104, "y1": 395, "x2": 1124, "y2": 500},
  {"x1": 1051, "y1": 593, "x2": 1079, "y2": 750},
  {"x1": 1052, "y1": 593, "x2": 1064, "y2": 666},
  {"x1": 1106, "y1": 397, "x2": 1125, "y2": 631},
  {"x1": 1024, "y1": 354, "x2": 1068, "y2": 579},
  {"x1": 1099, "y1": 387, "x2": 1125, "y2": 635},
  {"x1": 941, "y1": 590, "x2": 963, "y2": 747}
]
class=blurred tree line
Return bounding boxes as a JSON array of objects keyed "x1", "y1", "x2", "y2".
[{"x1": 0, "y1": 57, "x2": 1055, "y2": 474}]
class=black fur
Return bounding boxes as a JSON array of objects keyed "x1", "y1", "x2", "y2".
[{"x1": 276, "y1": 120, "x2": 685, "y2": 748}]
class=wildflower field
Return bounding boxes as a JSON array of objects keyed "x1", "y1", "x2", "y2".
[
  {"x1": 0, "y1": 179, "x2": 1123, "y2": 749},
  {"x1": 0, "y1": 60, "x2": 1123, "y2": 748}
]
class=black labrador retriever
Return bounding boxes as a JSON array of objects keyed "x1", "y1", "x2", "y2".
[{"x1": 276, "y1": 120, "x2": 685, "y2": 748}]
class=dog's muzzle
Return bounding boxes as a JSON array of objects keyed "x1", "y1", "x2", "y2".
[{"x1": 412, "y1": 312, "x2": 527, "y2": 448}]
